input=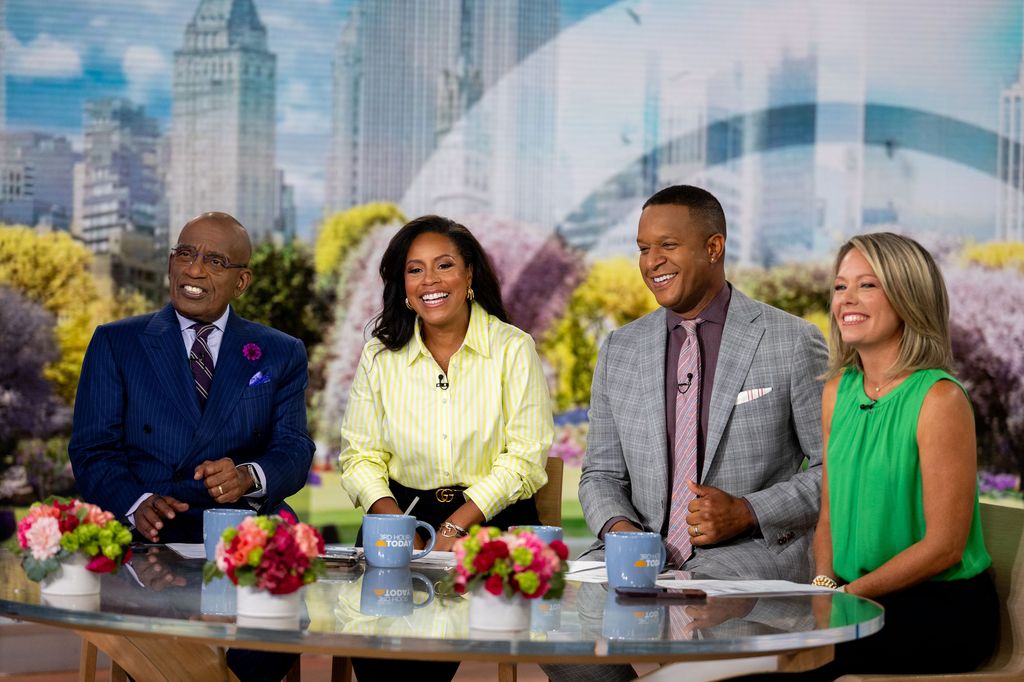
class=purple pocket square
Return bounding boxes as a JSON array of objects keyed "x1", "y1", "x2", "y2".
[{"x1": 248, "y1": 371, "x2": 271, "y2": 387}]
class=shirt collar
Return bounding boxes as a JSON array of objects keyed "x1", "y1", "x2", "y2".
[
  {"x1": 404, "y1": 301, "x2": 491, "y2": 365},
  {"x1": 665, "y1": 282, "x2": 731, "y2": 330},
  {"x1": 176, "y1": 306, "x2": 230, "y2": 334}
]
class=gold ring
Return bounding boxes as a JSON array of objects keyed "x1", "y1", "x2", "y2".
[
  {"x1": 217, "y1": 485, "x2": 223, "y2": 496},
  {"x1": 692, "y1": 525, "x2": 702, "y2": 537}
]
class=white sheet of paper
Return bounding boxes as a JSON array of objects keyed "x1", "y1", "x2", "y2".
[
  {"x1": 410, "y1": 550, "x2": 456, "y2": 568},
  {"x1": 656, "y1": 578, "x2": 836, "y2": 596},
  {"x1": 564, "y1": 560, "x2": 678, "y2": 584},
  {"x1": 166, "y1": 543, "x2": 206, "y2": 560}
]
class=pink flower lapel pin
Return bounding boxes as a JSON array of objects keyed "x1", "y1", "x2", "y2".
[{"x1": 242, "y1": 343, "x2": 262, "y2": 361}]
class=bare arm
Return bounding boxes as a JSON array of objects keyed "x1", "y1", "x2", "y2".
[
  {"x1": 845, "y1": 381, "x2": 977, "y2": 598},
  {"x1": 813, "y1": 376, "x2": 840, "y2": 578}
]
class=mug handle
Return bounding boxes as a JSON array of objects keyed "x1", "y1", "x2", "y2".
[
  {"x1": 658, "y1": 542, "x2": 667, "y2": 571},
  {"x1": 410, "y1": 521, "x2": 436, "y2": 560},
  {"x1": 410, "y1": 572, "x2": 435, "y2": 609}
]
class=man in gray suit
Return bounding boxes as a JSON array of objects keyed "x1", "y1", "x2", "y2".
[
  {"x1": 582, "y1": 183, "x2": 825, "y2": 578},
  {"x1": 546, "y1": 185, "x2": 826, "y2": 681}
]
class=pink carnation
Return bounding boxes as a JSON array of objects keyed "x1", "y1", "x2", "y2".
[
  {"x1": 292, "y1": 524, "x2": 322, "y2": 558},
  {"x1": 24, "y1": 516, "x2": 62, "y2": 560},
  {"x1": 84, "y1": 504, "x2": 114, "y2": 527}
]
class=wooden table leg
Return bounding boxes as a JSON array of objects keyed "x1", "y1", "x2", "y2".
[
  {"x1": 498, "y1": 662, "x2": 517, "y2": 682},
  {"x1": 110, "y1": 663, "x2": 128, "y2": 682},
  {"x1": 79, "y1": 639, "x2": 98, "y2": 682},
  {"x1": 331, "y1": 656, "x2": 353, "y2": 682},
  {"x1": 75, "y1": 630, "x2": 238, "y2": 682}
]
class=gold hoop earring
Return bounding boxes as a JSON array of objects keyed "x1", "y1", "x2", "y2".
[
  {"x1": 467, "y1": 287, "x2": 475, "y2": 302},
  {"x1": 404, "y1": 297, "x2": 413, "y2": 310}
]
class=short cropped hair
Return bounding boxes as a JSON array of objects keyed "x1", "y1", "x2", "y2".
[{"x1": 642, "y1": 185, "x2": 727, "y2": 240}]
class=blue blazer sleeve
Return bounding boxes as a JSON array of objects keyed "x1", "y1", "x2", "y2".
[{"x1": 68, "y1": 325, "x2": 146, "y2": 519}]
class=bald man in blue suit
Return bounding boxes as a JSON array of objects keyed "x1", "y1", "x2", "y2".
[
  {"x1": 69, "y1": 212, "x2": 312, "y2": 682},
  {"x1": 70, "y1": 212, "x2": 313, "y2": 544}
]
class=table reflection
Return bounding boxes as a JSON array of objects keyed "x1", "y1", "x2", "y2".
[{"x1": 1, "y1": 547, "x2": 883, "y2": 656}]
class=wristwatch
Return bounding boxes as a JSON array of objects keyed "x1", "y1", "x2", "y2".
[{"x1": 237, "y1": 463, "x2": 263, "y2": 494}]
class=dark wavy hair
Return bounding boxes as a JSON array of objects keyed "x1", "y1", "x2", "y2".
[{"x1": 370, "y1": 215, "x2": 509, "y2": 351}]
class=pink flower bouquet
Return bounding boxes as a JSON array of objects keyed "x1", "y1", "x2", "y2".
[
  {"x1": 202, "y1": 513, "x2": 326, "y2": 595},
  {"x1": 451, "y1": 526, "x2": 569, "y2": 600},
  {"x1": 16, "y1": 497, "x2": 133, "y2": 582}
]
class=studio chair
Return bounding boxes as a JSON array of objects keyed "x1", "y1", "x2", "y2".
[{"x1": 536, "y1": 456, "x2": 565, "y2": 527}]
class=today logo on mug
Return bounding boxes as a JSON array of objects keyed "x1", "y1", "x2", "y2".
[{"x1": 362, "y1": 514, "x2": 436, "y2": 568}]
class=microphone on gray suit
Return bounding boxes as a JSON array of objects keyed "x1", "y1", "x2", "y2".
[{"x1": 677, "y1": 373, "x2": 694, "y2": 394}]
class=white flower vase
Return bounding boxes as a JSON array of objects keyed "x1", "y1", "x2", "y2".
[
  {"x1": 468, "y1": 585, "x2": 530, "y2": 633},
  {"x1": 235, "y1": 585, "x2": 301, "y2": 630},
  {"x1": 40, "y1": 553, "x2": 101, "y2": 597}
]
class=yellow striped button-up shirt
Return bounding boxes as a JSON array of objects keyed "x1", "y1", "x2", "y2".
[{"x1": 339, "y1": 303, "x2": 554, "y2": 520}]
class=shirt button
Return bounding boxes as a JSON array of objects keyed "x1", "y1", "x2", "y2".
[
  {"x1": 442, "y1": 434, "x2": 448, "y2": 440},
  {"x1": 442, "y1": 398, "x2": 448, "y2": 404}
]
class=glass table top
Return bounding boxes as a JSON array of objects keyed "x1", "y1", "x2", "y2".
[{"x1": 0, "y1": 548, "x2": 883, "y2": 661}]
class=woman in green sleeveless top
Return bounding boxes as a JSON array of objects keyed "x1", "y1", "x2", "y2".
[{"x1": 809, "y1": 233, "x2": 999, "y2": 677}]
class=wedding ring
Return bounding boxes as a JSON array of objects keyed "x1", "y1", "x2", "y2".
[
  {"x1": 217, "y1": 484, "x2": 223, "y2": 496},
  {"x1": 691, "y1": 525, "x2": 702, "y2": 537}
]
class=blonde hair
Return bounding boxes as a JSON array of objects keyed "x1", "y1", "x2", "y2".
[{"x1": 826, "y1": 232, "x2": 954, "y2": 379}]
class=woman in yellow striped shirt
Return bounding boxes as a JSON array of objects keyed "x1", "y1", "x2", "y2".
[{"x1": 340, "y1": 215, "x2": 554, "y2": 552}]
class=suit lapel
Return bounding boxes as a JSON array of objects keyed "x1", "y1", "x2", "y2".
[
  {"x1": 703, "y1": 289, "x2": 764, "y2": 478},
  {"x1": 637, "y1": 310, "x2": 671, "y2": 504},
  {"x1": 190, "y1": 309, "x2": 251, "y2": 456},
  {"x1": 142, "y1": 305, "x2": 201, "y2": 426}
]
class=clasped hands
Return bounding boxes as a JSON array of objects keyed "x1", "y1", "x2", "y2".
[
  {"x1": 135, "y1": 458, "x2": 254, "y2": 542},
  {"x1": 610, "y1": 480, "x2": 754, "y2": 546}
]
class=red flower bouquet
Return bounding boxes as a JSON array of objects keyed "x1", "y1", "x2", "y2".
[
  {"x1": 202, "y1": 513, "x2": 326, "y2": 595},
  {"x1": 16, "y1": 497, "x2": 133, "y2": 581},
  {"x1": 451, "y1": 526, "x2": 569, "y2": 600}
]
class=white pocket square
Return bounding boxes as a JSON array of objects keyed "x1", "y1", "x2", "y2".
[{"x1": 736, "y1": 387, "x2": 772, "y2": 405}]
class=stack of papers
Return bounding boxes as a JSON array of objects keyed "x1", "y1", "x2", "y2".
[{"x1": 564, "y1": 560, "x2": 838, "y2": 595}]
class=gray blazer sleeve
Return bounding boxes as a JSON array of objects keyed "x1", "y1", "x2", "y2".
[
  {"x1": 578, "y1": 330, "x2": 642, "y2": 535},
  {"x1": 744, "y1": 321, "x2": 827, "y2": 544}
]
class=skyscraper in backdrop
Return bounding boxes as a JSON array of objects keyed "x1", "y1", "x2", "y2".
[
  {"x1": 169, "y1": 0, "x2": 276, "y2": 243},
  {"x1": 326, "y1": 0, "x2": 558, "y2": 229},
  {"x1": 998, "y1": 14, "x2": 1024, "y2": 241}
]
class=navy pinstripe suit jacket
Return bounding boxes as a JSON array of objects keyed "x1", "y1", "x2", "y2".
[{"x1": 69, "y1": 304, "x2": 314, "y2": 543}]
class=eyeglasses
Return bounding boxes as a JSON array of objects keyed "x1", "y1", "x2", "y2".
[{"x1": 170, "y1": 245, "x2": 248, "y2": 274}]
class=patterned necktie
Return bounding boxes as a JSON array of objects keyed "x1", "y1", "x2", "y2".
[
  {"x1": 666, "y1": 318, "x2": 702, "y2": 567},
  {"x1": 189, "y1": 323, "x2": 217, "y2": 409}
]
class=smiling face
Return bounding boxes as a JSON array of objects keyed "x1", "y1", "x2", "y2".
[
  {"x1": 637, "y1": 203, "x2": 724, "y2": 317},
  {"x1": 403, "y1": 231, "x2": 472, "y2": 335},
  {"x1": 831, "y1": 247, "x2": 903, "y2": 354},
  {"x1": 168, "y1": 216, "x2": 252, "y2": 323}
]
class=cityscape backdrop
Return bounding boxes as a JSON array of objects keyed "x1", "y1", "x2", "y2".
[{"x1": 2, "y1": 0, "x2": 1023, "y2": 522}]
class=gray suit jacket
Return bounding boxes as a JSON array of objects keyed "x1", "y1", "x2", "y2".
[{"x1": 578, "y1": 287, "x2": 827, "y2": 581}]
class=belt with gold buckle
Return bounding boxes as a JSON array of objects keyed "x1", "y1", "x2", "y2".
[{"x1": 434, "y1": 488, "x2": 459, "y2": 503}]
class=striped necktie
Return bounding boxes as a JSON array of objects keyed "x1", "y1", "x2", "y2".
[
  {"x1": 189, "y1": 323, "x2": 217, "y2": 409},
  {"x1": 666, "y1": 318, "x2": 702, "y2": 567}
]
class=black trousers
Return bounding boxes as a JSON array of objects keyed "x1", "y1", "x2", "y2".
[
  {"x1": 739, "y1": 570, "x2": 1001, "y2": 681},
  {"x1": 352, "y1": 482, "x2": 541, "y2": 682}
]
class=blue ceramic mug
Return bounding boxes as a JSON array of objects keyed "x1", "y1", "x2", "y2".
[
  {"x1": 362, "y1": 514, "x2": 436, "y2": 568},
  {"x1": 513, "y1": 525, "x2": 564, "y2": 545},
  {"x1": 604, "y1": 531, "x2": 667, "y2": 588},
  {"x1": 203, "y1": 508, "x2": 256, "y2": 561},
  {"x1": 360, "y1": 567, "x2": 435, "y2": 617}
]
